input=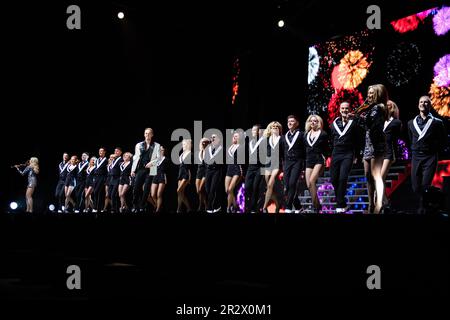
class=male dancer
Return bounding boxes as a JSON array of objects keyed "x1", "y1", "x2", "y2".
[
  {"x1": 408, "y1": 96, "x2": 446, "y2": 213},
  {"x1": 131, "y1": 128, "x2": 161, "y2": 212},
  {"x1": 245, "y1": 124, "x2": 266, "y2": 213},
  {"x1": 282, "y1": 115, "x2": 306, "y2": 213}
]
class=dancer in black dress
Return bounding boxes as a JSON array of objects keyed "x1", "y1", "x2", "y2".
[
  {"x1": 225, "y1": 131, "x2": 244, "y2": 213},
  {"x1": 195, "y1": 138, "x2": 210, "y2": 211},
  {"x1": 15, "y1": 157, "x2": 39, "y2": 213},
  {"x1": 262, "y1": 121, "x2": 283, "y2": 213},
  {"x1": 64, "y1": 155, "x2": 79, "y2": 212},
  {"x1": 102, "y1": 154, "x2": 116, "y2": 212},
  {"x1": 304, "y1": 115, "x2": 329, "y2": 213},
  {"x1": 151, "y1": 146, "x2": 168, "y2": 213},
  {"x1": 55, "y1": 153, "x2": 69, "y2": 213},
  {"x1": 359, "y1": 84, "x2": 388, "y2": 214},
  {"x1": 177, "y1": 139, "x2": 192, "y2": 213},
  {"x1": 108, "y1": 147, "x2": 123, "y2": 213},
  {"x1": 74, "y1": 152, "x2": 89, "y2": 213},
  {"x1": 381, "y1": 100, "x2": 402, "y2": 206},
  {"x1": 119, "y1": 152, "x2": 133, "y2": 213},
  {"x1": 83, "y1": 157, "x2": 97, "y2": 212}
]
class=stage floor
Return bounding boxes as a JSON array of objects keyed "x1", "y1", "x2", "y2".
[{"x1": 0, "y1": 212, "x2": 448, "y2": 299}]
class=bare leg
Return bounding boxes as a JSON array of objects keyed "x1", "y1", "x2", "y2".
[
  {"x1": 309, "y1": 164, "x2": 324, "y2": 210},
  {"x1": 364, "y1": 159, "x2": 374, "y2": 213},
  {"x1": 26, "y1": 186, "x2": 35, "y2": 212},
  {"x1": 371, "y1": 157, "x2": 385, "y2": 214},
  {"x1": 381, "y1": 159, "x2": 393, "y2": 206},
  {"x1": 177, "y1": 179, "x2": 190, "y2": 212},
  {"x1": 263, "y1": 170, "x2": 279, "y2": 210},
  {"x1": 156, "y1": 183, "x2": 165, "y2": 212},
  {"x1": 228, "y1": 175, "x2": 240, "y2": 209},
  {"x1": 224, "y1": 176, "x2": 232, "y2": 209}
]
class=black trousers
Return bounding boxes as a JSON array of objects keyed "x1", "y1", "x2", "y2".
[
  {"x1": 74, "y1": 180, "x2": 86, "y2": 210},
  {"x1": 245, "y1": 166, "x2": 263, "y2": 212},
  {"x1": 54, "y1": 179, "x2": 66, "y2": 210},
  {"x1": 411, "y1": 153, "x2": 438, "y2": 208},
  {"x1": 109, "y1": 179, "x2": 120, "y2": 212},
  {"x1": 283, "y1": 159, "x2": 303, "y2": 210},
  {"x1": 205, "y1": 167, "x2": 222, "y2": 211},
  {"x1": 330, "y1": 155, "x2": 353, "y2": 208},
  {"x1": 132, "y1": 168, "x2": 150, "y2": 210},
  {"x1": 93, "y1": 175, "x2": 106, "y2": 211}
]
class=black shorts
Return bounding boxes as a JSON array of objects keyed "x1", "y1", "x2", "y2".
[
  {"x1": 226, "y1": 164, "x2": 242, "y2": 177},
  {"x1": 178, "y1": 167, "x2": 190, "y2": 181},
  {"x1": 306, "y1": 154, "x2": 325, "y2": 169},
  {"x1": 152, "y1": 172, "x2": 166, "y2": 184},
  {"x1": 196, "y1": 164, "x2": 206, "y2": 179},
  {"x1": 119, "y1": 175, "x2": 131, "y2": 185}
]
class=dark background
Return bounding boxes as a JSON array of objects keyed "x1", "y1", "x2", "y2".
[{"x1": 1, "y1": 0, "x2": 447, "y2": 211}]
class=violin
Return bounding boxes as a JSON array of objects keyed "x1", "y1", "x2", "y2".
[
  {"x1": 354, "y1": 98, "x2": 371, "y2": 115},
  {"x1": 11, "y1": 160, "x2": 29, "y2": 168}
]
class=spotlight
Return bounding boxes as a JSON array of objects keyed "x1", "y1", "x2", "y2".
[
  {"x1": 9, "y1": 202, "x2": 18, "y2": 210},
  {"x1": 278, "y1": 20, "x2": 285, "y2": 28},
  {"x1": 117, "y1": 12, "x2": 124, "y2": 19},
  {"x1": 48, "y1": 204, "x2": 55, "y2": 211}
]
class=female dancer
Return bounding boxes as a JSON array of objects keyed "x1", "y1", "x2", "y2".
[
  {"x1": 84, "y1": 156, "x2": 97, "y2": 212},
  {"x1": 64, "y1": 155, "x2": 79, "y2": 212},
  {"x1": 177, "y1": 139, "x2": 192, "y2": 213},
  {"x1": 225, "y1": 131, "x2": 244, "y2": 213},
  {"x1": 359, "y1": 84, "x2": 388, "y2": 214},
  {"x1": 102, "y1": 154, "x2": 116, "y2": 212},
  {"x1": 262, "y1": 121, "x2": 283, "y2": 213},
  {"x1": 118, "y1": 152, "x2": 133, "y2": 213},
  {"x1": 15, "y1": 157, "x2": 39, "y2": 213},
  {"x1": 151, "y1": 146, "x2": 168, "y2": 213},
  {"x1": 304, "y1": 115, "x2": 328, "y2": 213},
  {"x1": 382, "y1": 100, "x2": 402, "y2": 206},
  {"x1": 196, "y1": 138, "x2": 210, "y2": 211}
]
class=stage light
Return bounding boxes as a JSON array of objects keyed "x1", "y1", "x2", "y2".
[
  {"x1": 278, "y1": 20, "x2": 285, "y2": 28},
  {"x1": 10, "y1": 202, "x2": 18, "y2": 210},
  {"x1": 117, "y1": 12, "x2": 124, "y2": 19},
  {"x1": 49, "y1": 204, "x2": 55, "y2": 211}
]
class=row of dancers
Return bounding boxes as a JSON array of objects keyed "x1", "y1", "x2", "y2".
[{"x1": 15, "y1": 85, "x2": 447, "y2": 213}]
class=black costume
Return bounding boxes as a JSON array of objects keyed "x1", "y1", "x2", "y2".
[
  {"x1": 408, "y1": 114, "x2": 447, "y2": 210},
  {"x1": 245, "y1": 136, "x2": 266, "y2": 212},
  {"x1": 108, "y1": 156, "x2": 123, "y2": 212},
  {"x1": 152, "y1": 157, "x2": 168, "y2": 184},
  {"x1": 74, "y1": 160, "x2": 88, "y2": 211},
  {"x1": 92, "y1": 156, "x2": 108, "y2": 211},
  {"x1": 132, "y1": 141, "x2": 155, "y2": 211},
  {"x1": 282, "y1": 129, "x2": 305, "y2": 211},
  {"x1": 178, "y1": 151, "x2": 192, "y2": 181},
  {"x1": 361, "y1": 104, "x2": 386, "y2": 159},
  {"x1": 304, "y1": 130, "x2": 329, "y2": 169},
  {"x1": 330, "y1": 117, "x2": 363, "y2": 210},
  {"x1": 204, "y1": 144, "x2": 223, "y2": 212},
  {"x1": 226, "y1": 144, "x2": 243, "y2": 177},
  {"x1": 196, "y1": 150, "x2": 207, "y2": 180},
  {"x1": 383, "y1": 117, "x2": 402, "y2": 161},
  {"x1": 55, "y1": 160, "x2": 69, "y2": 211},
  {"x1": 119, "y1": 161, "x2": 132, "y2": 185}
]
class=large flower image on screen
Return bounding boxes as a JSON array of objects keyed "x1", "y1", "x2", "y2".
[{"x1": 331, "y1": 50, "x2": 371, "y2": 90}]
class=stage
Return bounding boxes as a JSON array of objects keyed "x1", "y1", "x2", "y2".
[{"x1": 0, "y1": 212, "x2": 448, "y2": 299}]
